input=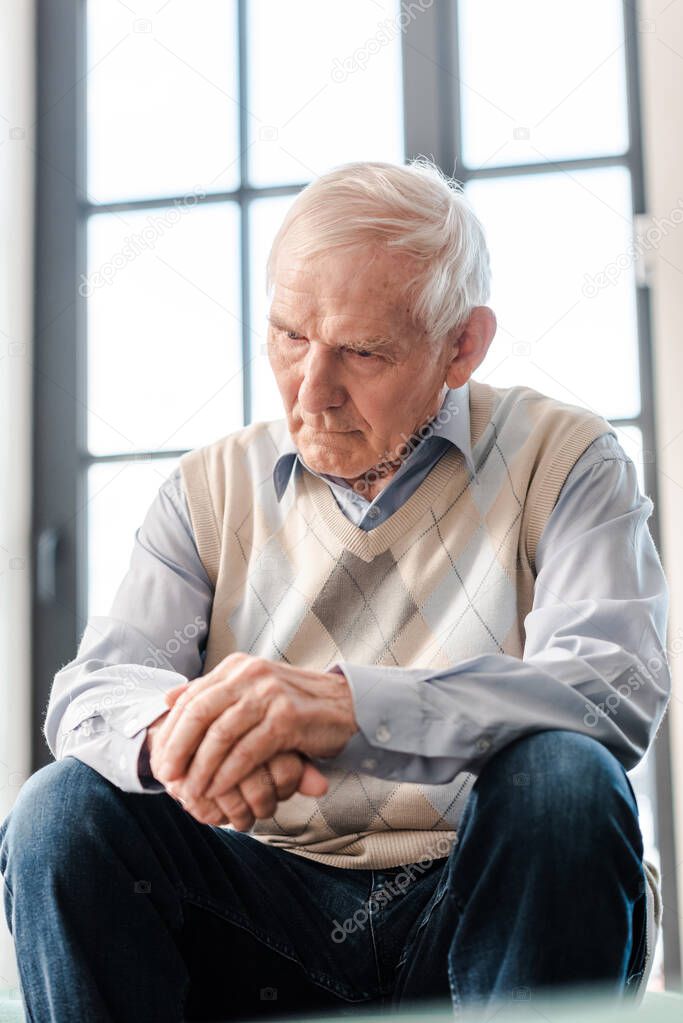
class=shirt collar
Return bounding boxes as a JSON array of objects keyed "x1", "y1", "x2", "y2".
[{"x1": 272, "y1": 380, "x2": 476, "y2": 502}]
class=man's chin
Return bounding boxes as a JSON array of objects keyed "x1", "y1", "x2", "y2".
[{"x1": 297, "y1": 440, "x2": 369, "y2": 480}]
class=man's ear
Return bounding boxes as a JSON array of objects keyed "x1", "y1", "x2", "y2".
[{"x1": 444, "y1": 306, "x2": 497, "y2": 389}]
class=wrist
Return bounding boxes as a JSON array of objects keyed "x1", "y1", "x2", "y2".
[
  {"x1": 138, "y1": 730, "x2": 154, "y2": 779},
  {"x1": 323, "y1": 669, "x2": 359, "y2": 741}
]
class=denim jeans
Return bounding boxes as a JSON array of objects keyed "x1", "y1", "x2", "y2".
[{"x1": 0, "y1": 728, "x2": 648, "y2": 1022}]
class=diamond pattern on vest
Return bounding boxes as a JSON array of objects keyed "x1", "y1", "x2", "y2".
[{"x1": 311, "y1": 548, "x2": 419, "y2": 660}]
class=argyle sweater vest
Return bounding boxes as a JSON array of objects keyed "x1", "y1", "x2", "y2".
[{"x1": 178, "y1": 378, "x2": 615, "y2": 868}]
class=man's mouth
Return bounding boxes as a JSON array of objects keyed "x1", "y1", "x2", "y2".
[{"x1": 302, "y1": 424, "x2": 358, "y2": 434}]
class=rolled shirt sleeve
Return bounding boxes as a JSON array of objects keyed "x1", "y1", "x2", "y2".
[
  {"x1": 320, "y1": 435, "x2": 671, "y2": 784},
  {"x1": 42, "y1": 467, "x2": 213, "y2": 794}
]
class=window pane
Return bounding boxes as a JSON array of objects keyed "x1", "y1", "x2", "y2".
[
  {"x1": 86, "y1": 201, "x2": 243, "y2": 454},
  {"x1": 465, "y1": 167, "x2": 640, "y2": 420},
  {"x1": 246, "y1": 0, "x2": 404, "y2": 187},
  {"x1": 614, "y1": 425, "x2": 646, "y2": 495},
  {"x1": 458, "y1": 0, "x2": 628, "y2": 169},
  {"x1": 248, "y1": 195, "x2": 298, "y2": 424},
  {"x1": 87, "y1": 458, "x2": 179, "y2": 619},
  {"x1": 87, "y1": 0, "x2": 239, "y2": 203}
]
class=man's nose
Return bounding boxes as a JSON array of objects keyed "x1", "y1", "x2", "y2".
[{"x1": 298, "y1": 342, "x2": 345, "y2": 414}]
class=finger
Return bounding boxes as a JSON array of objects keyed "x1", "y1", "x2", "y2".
[
  {"x1": 267, "y1": 753, "x2": 305, "y2": 802},
  {"x1": 148, "y1": 687, "x2": 193, "y2": 773},
  {"x1": 153, "y1": 659, "x2": 240, "y2": 752},
  {"x1": 173, "y1": 698, "x2": 266, "y2": 797},
  {"x1": 207, "y1": 754, "x2": 302, "y2": 818},
  {"x1": 298, "y1": 761, "x2": 329, "y2": 797},
  {"x1": 156, "y1": 682, "x2": 251, "y2": 784},
  {"x1": 204, "y1": 720, "x2": 284, "y2": 798},
  {"x1": 166, "y1": 780, "x2": 225, "y2": 826},
  {"x1": 238, "y1": 765, "x2": 279, "y2": 819},
  {"x1": 215, "y1": 788, "x2": 255, "y2": 832},
  {"x1": 165, "y1": 683, "x2": 189, "y2": 706},
  {"x1": 153, "y1": 681, "x2": 198, "y2": 755},
  {"x1": 167, "y1": 777, "x2": 229, "y2": 826},
  {"x1": 154, "y1": 655, "x2": 266, "y2": 782}
]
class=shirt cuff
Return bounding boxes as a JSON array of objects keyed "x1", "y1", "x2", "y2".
[
  {"x1": 132, "y1": 693, "x2": 178, "y2": 791},
  {"x1": 129, "y1": 728, "x2": 166, "y2": 794},
  {"x1": 58, "y1": 667, "x2": 189, "y2": 739},
  {"x1": 60, "y1": 719, "x2": 168, "y2": 795},
  {"x1": 137, "y1": 731, "x2": 165, "y2": 792},
  {"x1": 102, "y1": 692, "x2": 176, "y2": 793},
  {"x1": 319, "y1": 660, "x2": 474, "y2": 783}
]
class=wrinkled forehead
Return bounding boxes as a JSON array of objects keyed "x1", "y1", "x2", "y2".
[{"x1": 269, "y1": 242, "x2": 419, "y2": 333}]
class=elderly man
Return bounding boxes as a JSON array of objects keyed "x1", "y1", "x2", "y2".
[{"x1": 0, "y1": 158, "x2": 669, "y2": 1021}]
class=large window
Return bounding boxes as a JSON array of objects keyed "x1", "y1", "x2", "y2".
[
  {"x1": 81, "y1": 0, "x2": 404, "y2": 619},
  {"x1": 34, "y1": 0, "x2": 679, "y2": 988}
]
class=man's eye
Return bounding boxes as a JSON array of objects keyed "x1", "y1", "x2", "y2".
[
  {"x1": 277, "y1": 329, "x2": 377, "y2": 360},
  {"x1": 339, "y1": 344, "x2": 378, "y2": 359}
]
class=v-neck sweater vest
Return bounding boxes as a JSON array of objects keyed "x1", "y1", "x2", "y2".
[{"x1": 178, "y1": 378, "x2": 615, "y2": 868}]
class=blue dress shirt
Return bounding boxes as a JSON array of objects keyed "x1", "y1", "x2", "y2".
[{"x1": 42, "y1": 382, "x2": 670, "y2": 795}]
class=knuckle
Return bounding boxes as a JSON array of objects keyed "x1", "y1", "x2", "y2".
[
  {"x1": 208, "y1": 715, "x2": 236, "y2": 742},
  {"x1": 195, "y1": 805, "x2": 217, "y2": 824},
  {"x1": 256, "y1": 718, "x2": 280, "y2": 748},
  {"x1": 242, "y1": 655, "x2": 269, "y2": 679},
  {"x1": 271, "y1": 694, "x2": 295, "y2": 719},
  {"x1": 233, "y1": 816, "x2": 255, "y2": 833},
  {"x1": 225, "y1": 651, "x2": 247, "y2": 665},
  {"x1": 230, "y1": 747, "x2": 251, "y2": 772},
  {"x1": 217, "y1": 793, "x2": 247, "y2": 816},
  {"x1": 248, "y1": 792, "x2": 275, "y2": 817},
  {"x1": 271, "y1": 754, "x2": 300, "y2": 788},
  {"x1": 268, "y1": 703, "x2": 294, "y2": 737},
  {"x1": 256, "y1": 765, "x2": 276, "y2": 788},
  {"x1": 282, "y1": 763, "x2": 302, "y2": 789},
  {"x1": 212, "y1": 652, "x2": 245, "y2": 678},
  {"x1": 257, "y1": 676, "x2": 280, "y2": 698},
  {"x1": 239, "y1": 693, "x2": 262, "y2": 716},
  {"x1": 181, "y1": 700, "x2": 210, "y2": 726}
]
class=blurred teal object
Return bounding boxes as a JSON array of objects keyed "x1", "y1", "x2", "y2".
[
  {"x1": 0, "y1": 989, "x2": 23, "y2": 1023},
  {"x1": 0, "y1": 987, "x2": 681, "y2": 1022}
]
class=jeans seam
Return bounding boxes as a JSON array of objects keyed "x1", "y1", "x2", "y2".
[
  {"x1": 626, "y1": 890, "x2": 648, "y2": 989},
  {"x1": 179, "y1": 884, "x2": 371, "y2": 1002},
  {"x1": 368, "y1": 876, "x2": 395, "y2": 997},
  {"x1": 394, "y1": 876, "x2": 450, "y2": 973}
]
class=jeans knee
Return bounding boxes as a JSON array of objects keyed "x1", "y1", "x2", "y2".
[
  {"x1": 0, "y1": 757, "x2": 111, "y2": 877},
  {"x1": 475, "y1": 729, "x2": 639, "y2": 834}
]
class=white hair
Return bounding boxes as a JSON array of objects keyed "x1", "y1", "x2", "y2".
[{"x1": 265, "y1": 156, "x2": 491, "y2": 344}]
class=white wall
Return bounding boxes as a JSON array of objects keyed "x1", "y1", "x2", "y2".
[
  {"x1": 0, "y1": 0, "x2": 34, "y2": 994},
  {"x1": 639, "y1": 0, "x2": 683, "y2": 982}
]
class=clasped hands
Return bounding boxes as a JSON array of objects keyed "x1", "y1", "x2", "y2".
[{"x1": 147, "y1": 652, "x2": 359, "y2": 831}]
